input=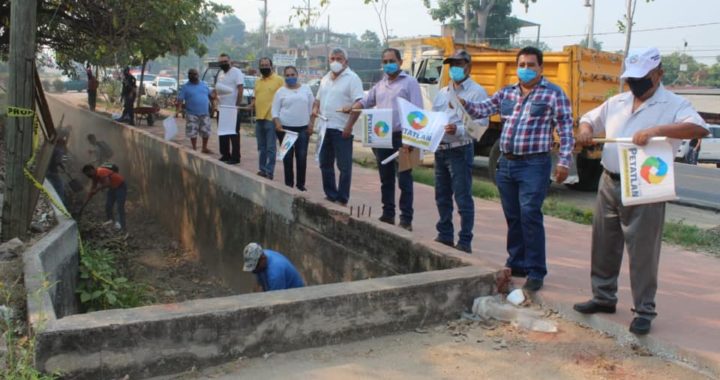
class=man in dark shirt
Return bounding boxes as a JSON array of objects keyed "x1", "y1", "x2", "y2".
[{"x1": 119, "y1": 67, "x2": 137, "y2": 125}]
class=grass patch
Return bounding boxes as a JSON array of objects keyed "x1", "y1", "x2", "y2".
[
  {"x1": 663, "y1": 222, "x2": 720, "y2": 255},
  {"x1": 542, "y1": 198, "x2": 594, "y2": 225}
]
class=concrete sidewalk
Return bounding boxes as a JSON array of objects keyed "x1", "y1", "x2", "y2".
[{"x1": 65, "y1": 95, "x2": 720, "y2": 375}]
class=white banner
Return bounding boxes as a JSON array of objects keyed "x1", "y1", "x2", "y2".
[
  {"x1": 359, "y1": 109, "x2": 393, "y2": 148},
  {"x1": 162, "y1": 117, "x2": 177, "y2": 141},
  {"x1": 449, "y1": 93, "x2": 487, "y2": 141},
  {"x1": 218, "y1": 105, "x2": 238, "y2": 136},
  {"x1": 277, "y1": 130, "x2": 299, "y2": 161},
  {"x1": 617, "y1": 138, "x2": 677, "y2": 206},
  {"x1": 314, "y1": 120, "x2": 327, "y2": 163},
  {"x1": 397, "y1": 98, "x2": 448, "y2": 152}
]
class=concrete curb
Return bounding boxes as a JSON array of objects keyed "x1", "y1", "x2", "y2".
[{"x1": 669, "y1": 199, "x2": 720, "y2": 213}]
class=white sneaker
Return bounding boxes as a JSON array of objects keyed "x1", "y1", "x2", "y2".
[
  {"x1": 114, "y1": 222, "x2": 122, "y2": 230},
  {"x1": 102, "y1": 220, "x2": 113, "y2": 226}
]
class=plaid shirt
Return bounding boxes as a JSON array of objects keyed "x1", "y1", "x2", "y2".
[{"x1": 464, "y1": 78, "x2": 574, "y2": 167}]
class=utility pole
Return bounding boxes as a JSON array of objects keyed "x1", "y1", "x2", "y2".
[
  {"x1": 464, "y1": 0, "x2": 469, "y2": 45},
  {"x1": 584, "y1": 0, "x2": 595, "y2": 50},
  {"x1": 2, "y1": 0, "x2": 37, "y2": 241},
  {"x1": 258, "y1": 0, "x2": 268, "y2": 58}
]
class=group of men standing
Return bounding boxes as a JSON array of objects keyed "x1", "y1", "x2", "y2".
[{"x1": 173, "y1": 46, "x2": 708, "y2": 336}]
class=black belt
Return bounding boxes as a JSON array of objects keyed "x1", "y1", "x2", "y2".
[
  {"x1": 604, "y1": 169, "x2": 621, "y2": 181},
  {"x1": 502, "y1": 152, "x2": 549, "y2": 160}
]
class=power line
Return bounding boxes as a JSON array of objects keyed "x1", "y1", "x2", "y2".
[{"x1": 510, "y1": 21, "x2": 720, "y2": 41}]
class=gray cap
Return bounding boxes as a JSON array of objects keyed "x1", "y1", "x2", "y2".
[
  {"x1": 243, "y1": 243, "x2": 264, "y2": 272},
  {"x1": 443, "y1": 50, "x2": 472, "y2": 64}
]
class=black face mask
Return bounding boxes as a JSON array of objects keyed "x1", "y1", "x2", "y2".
[
  {"x1": 219, "y1": 63, "x2": 230, "y2": 72},
  {"x1": 260, "y1": 67, "x2": 272, "y2": 77},
  {"x1": 627, "y1": 77, "x2": 654, "y2": 98}
]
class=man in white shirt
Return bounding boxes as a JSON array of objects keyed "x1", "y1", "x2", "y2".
[
  {"x1": 214, "y1": 53, "x2": 245, "y2": 165},
  {"x1": 312, "y1": 47, "x2": 364, "y2": 205},
  {"x1": 573, "y1": 47, "x2": 708, "y2": 335}
]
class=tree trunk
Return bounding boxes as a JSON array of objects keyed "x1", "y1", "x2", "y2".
[
  {"x1": 476, "y1": 0, "x2": 496, "y2": 43},
  {"x1": 2, "y1": 0, "x2": 38, "y2": 241},
  {"x1": 620, "y1": 0, "x2": 636, "y2": 91},
  {"x1": 137, "y1": 57, "x2": 148, "y2": 108}
]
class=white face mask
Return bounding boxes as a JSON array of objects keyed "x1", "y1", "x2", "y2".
[{"x1": 329, "y1": 61, "x2": 344, "y2": 74}]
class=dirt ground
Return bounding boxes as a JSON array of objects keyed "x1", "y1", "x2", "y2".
[
  {"x1": 162, "y1": 316, "x2": 713, "y2": 380},
  {"x1": 69, "y1": 184, "x2": 234, "y2": 306}
]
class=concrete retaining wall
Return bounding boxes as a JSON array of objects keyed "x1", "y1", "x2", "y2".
[{"x1": 30, "y1": 96, "x2": 495, "y2": 379}]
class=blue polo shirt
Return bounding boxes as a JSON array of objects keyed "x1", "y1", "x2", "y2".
[
  {"x1": 255, "y1": 250, "x2": 305, "y2": 291},
  {"x1": 178, "y1": 81, "x2": 211, "y2": 116}
]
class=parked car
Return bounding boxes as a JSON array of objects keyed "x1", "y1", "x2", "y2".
[
  {"x1": 133, "y1": 73, "x2": 156, "y2": 96},
  {"x1": 63, "y1": 78, "x2": 88, "y2": 92},
  {"x1": 698, "y1": 125, "x2": 720, "y2": 168},
  {"x1": 146, "y1": 77, "x2": 177, "y2": 98}
]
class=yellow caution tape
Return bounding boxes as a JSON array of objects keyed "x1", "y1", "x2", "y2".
[{"x1": 6, "y1": 106, "x2": 35, "y2": 117}]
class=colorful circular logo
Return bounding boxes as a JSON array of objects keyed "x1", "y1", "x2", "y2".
[
  {"x1": 282, "y1": 139, "x2": 293, "y2": 150},
  {"x1": 407, "y1": 111, "x2": 428, "y2": 130},
  {"x1": 373, "y1": 121, "x2": 390, "y2": 137},
  {"x1": 640, "y1": 156, "x2": 668, "y2": 184}
]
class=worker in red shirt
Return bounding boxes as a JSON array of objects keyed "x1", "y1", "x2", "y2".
[{"x1": 82, "y1": 164, "x2": 127, "y2": 231}]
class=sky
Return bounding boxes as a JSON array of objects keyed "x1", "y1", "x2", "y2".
[{"x1": 219, "y1": 0, "x2": 720, "y2": 64}]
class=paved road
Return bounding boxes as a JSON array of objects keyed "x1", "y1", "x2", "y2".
[{"x1": 675, "y1": 163, "x2": 720, "y2": 210}]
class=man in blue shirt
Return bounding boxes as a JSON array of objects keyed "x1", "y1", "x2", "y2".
[
  {"x1": 243, "y1": 243, "x2": 305, "y2": 292},
  {"x1": 177, "y1": 68, "x2": 212, "y2": 152}
]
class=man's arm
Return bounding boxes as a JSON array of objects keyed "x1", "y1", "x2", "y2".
[
  {"x1": 460, "y1": 91, "x2": 501, "y2": 119},
  {"x1": 633, "y1": 122, "x2": 709, "y2": 146},
  {"x1": 235, "y1": 84, "x2": 244, "y2": 107},
  {"x1": 553, "y1": 90, "x2": 575, "y2": 183}
]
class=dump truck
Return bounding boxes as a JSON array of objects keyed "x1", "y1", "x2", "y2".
[{"x1": 409, "y1": 36, "x2": 624, "y2": 190}]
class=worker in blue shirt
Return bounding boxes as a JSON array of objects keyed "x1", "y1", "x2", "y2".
[{"x1": 243, "y1": 243, "x2": 305, "y2": 292}]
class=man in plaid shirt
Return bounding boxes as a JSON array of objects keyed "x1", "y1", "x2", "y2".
[{"x1": 460, "y1": 46, "x2": 574, "y2": 291}]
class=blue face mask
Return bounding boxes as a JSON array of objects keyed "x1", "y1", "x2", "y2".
[
  {"x1": 449, "y1": 66, "x2": 466, "y2": 82},
  {"x1": 285, "y1": 77, "x2": 298, "y2": 86},
  {"x1": 383, "y1": 62, "x2": 399, "y2": 75},
  {"x1": 517, "y1": 67, "x2": 538, "y2": 83}
]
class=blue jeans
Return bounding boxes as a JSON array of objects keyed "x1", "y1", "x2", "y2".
[
  {"x1": 319, "y1": 129, "x2": 353, "y2": 203},
  {"x1": 495, "y1": 154, "x2": 552, "y2": 280},
  {"x1": 256, "y1": 119, "x2": 277, "y2": 176},
  {"x1": 434, "y1": 143, "x2": 474, "y2": 248},
  {"x1": 276, "y1": 126, "x2": 309, "y2": 189},
  {"x1": 106, "y1": 182, "x2": 127, "y2": 229},
  {"x1": 373, "y1": 132, "x2": 413, "y2": 224}
]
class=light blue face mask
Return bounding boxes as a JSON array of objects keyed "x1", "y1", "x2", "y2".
[
  {"x1": 517, "y1": 67, "x2": 538, "y2": 83},
  {"x1": 449, "y1": 66, "x2": 466, "y2": 82},
  {"x1": 383, "y1": 62, "x2": 399, "y2": 75}
]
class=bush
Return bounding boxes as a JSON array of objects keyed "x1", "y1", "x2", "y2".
[
  {"x1": 99, "y1": 79, "x2": 122, "y2": 104},
  {"x1": 52, "y1": 79, "x2": 64, "y2": 93}
]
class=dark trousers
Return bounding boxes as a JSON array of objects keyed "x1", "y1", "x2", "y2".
[
  {"x1": 277, "y1": 126, "x2": 309, "y2": 189},
  {"x1": 219, "y1": 110, "x2": 241, "y2": 161},
  {"x1": 495, "y1": 154, "x2": 552, "y2": 280},
  {"x1": 319, "y1": 129, "x2": 353, "y2": 203},
  {"x1": 46, "y1": 172, "x2": 66, "y2": 205},
  {"x1": 373, "y1": 132, "x2": 413, "y2": 224},
  {"x1": 434, "y1": 143, "x2": 475, "y2": 248},
  {"x1": 88, "y1": 90, "x2": 97, "y2": 112},
  {"x1": 106, "y1": 182, "x2": 127, "y2": 229},
  {"x1": 121, "y1": 96, "x2": 135, "y2": 125}
]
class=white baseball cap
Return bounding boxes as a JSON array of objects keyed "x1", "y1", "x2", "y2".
[
  {"x1": 243, "y1": 243, "x2": 264, "y2": 272},
  {"x1": 621, "y1": 47, "x2": 662, "y2": 79}
]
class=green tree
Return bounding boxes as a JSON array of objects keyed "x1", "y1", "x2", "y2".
[
  {"x1": 508, "y1": 39, "x2": 551, "y2": 52},
  {"x1": 359, "y1": 30, "x2": 382, "y2": 52},
  {"x1": 421, "y1": 0, "x2": 522, "y2": 46},
  {"x1": 578, "y1": 37, "x2": 603, "y2": 51},
  {"x1": 661, "y1": 52, "x2": 704, "y2": 86}
]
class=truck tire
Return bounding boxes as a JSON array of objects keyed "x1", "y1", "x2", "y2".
[
  {"x1": 488, "y1": 140, "x2": 501, "y2": 184},
  {"x1": 573, "y1": 153, "x2": 602, "y2": 191}
]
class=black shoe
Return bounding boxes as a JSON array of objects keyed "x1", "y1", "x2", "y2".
[
  {"x1": 297, "y1": 186, "x2": 307, "y2": 192},
  {"x1": 226, "y1": 159, "x2": 239, "y2": 165},
  {"x1": 509, "y1": 268, "x2": 528, "y2": 278},
  {"x1": 325, "y1": 196, "x2": 337, "y2": 203},
  {"x1": 523, "y1": 278, "x2": 544, "y2": 292},
  {"x1": 219, "y1": 156, "x2": 230, "y2": 162},
  {"x1": 378, "y1": 215, "x2": 394, "y2": 225},
  {"x1": 399, "y1": 221, "x2": 412, "y2": 231},
  {"x1": 454, "y1": 244, "x2": 471, "y2": 254},
  {"x1": 266, "y1": 175, "x2": 273, "y2": 180},
  {"x1": 629, "y1": 317, "x2": 651, "y2": 335},
  {"x1": 434, "y1": 237, "x2": 454, "y2": 247},
  {"x1": 573, "y1": 300, "x2": 616, "y2": 314},
  {"x1": 257, "y1": 171, "x2": 267, "y2": 177}
]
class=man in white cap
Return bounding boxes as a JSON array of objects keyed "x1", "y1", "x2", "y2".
[
  {"x1": 573, "y1": 47, "x2": 708, "y2": 335},
  {"x1": 243, "y1": 243, "x2": 305, "y2": 292}
]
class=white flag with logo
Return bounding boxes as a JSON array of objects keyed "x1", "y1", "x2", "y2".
[
  {"x1": 217, "y1": 105, "x2": 238, "y2": 136},
  {"x1": 358, "y1": 108, "x2": 393, "y2": 148},
  {"x1": 162, "y1": 117, "x2": 178, "y2": 141},
  {"x1": 277, "y1": 130, "x2": 299, "y2": 161},
  {"x1": 314, "y1": 120, "x2": 327, "y2": 163},
  {"x1": 397, "y1": 98, "x2": 448, "y2": 152},
  {"x1": 617, "y1": 138, "x2": 677, "y2": 206}
]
